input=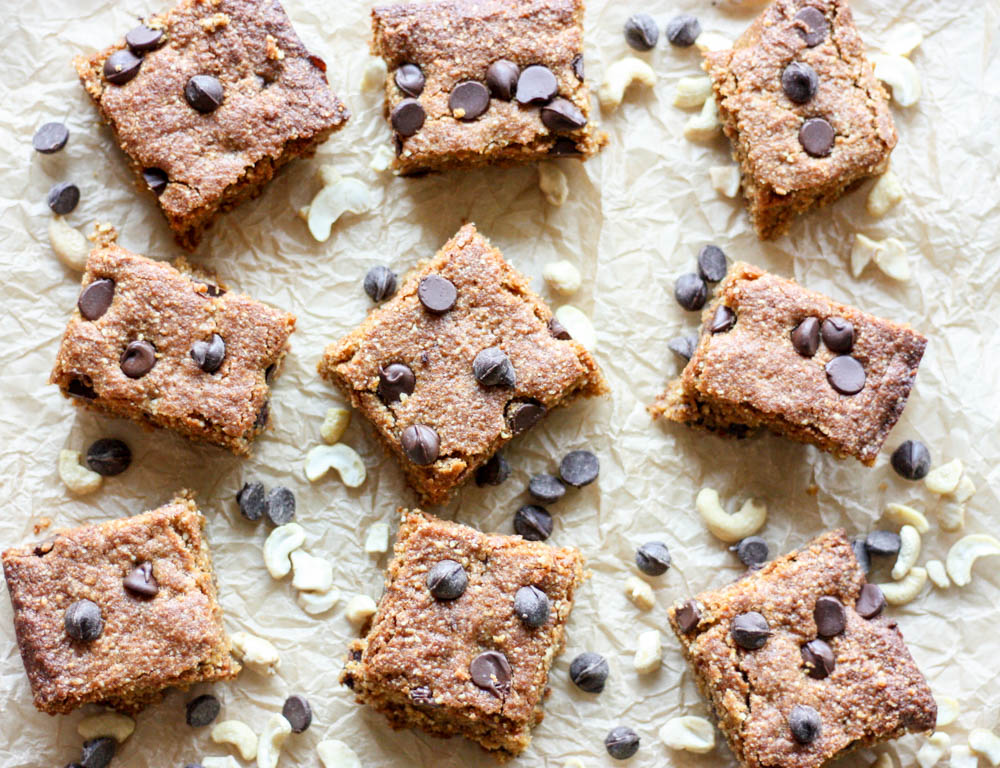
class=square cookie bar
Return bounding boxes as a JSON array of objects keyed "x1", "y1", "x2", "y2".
[
  {"x1": 371, "y1": 0, "x2": 606, "y2": 174},
  {"x1": 319, "y1": 224, "x2": 607, "y2": 505},
  {"x1": 341, "y1": 509, "x2": 585, "y2": 759},
  {"x1": 50, "y1": 228, "x2": 295, "y2": 456},
  {"x1": 650, "y1": 262, "x2": 925, "y2": 465},
  {"x1": 704, "y1": 0, "x2": 896, "y2": 239},
  {"x1": 2, "y1": 492, "x2": 240, "y2": 715},
  {"x1": 75, "y1": 0, "x2": 350, "y2": 250},
  {"x1": 667, "y1": 529, "x2": 936, "y2": 768}
]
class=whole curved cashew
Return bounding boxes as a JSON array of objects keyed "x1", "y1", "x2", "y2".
[
  {"x1": 77, "y1": 712, "x2": 135, "y2": 742},
  {"x1": 877, "y1": 567, "x2": 927, "y2": 605},
  {"x1": 946, "y1": 534, "x2": 1000, "y2": 587},
  {"x1": 297, "y1": 586, "x2": 341, "y2": 615},
  {"x1": 891, "y1": 525, "x2": 921, "y2": 580},
  {"x1": 660, "y1": 716, "x2": 716, "y2": 753},
  {"x1": 263, "y1": 523, "x2": 306, "y2": 579},
  {"x1": 883, "y1": 503, "x2": 929, "y2": 534},
  {"x1": 696, "y1": 488, "x2": 767, "y2": 543},
  {"x1": 211, "y1": 720, "x2": 258, "y2": 761},
  {"x1": 290, "y1": 550, "x2": 334, "y2": 593},
  {"x1": 305, "y1": 444, "x2": 366, "y2": 487},
  {"x1": 598, "y1": 57, "x2": 656, "y2": 112},
  {"x1": 256, "y1": 713, "x2": 292, "y2": 768},
  {"x1": 871, "y1": 54, "x2": 921, "y2": 106},
  {"x1": 50, "y1": 217, "x2": 90, "y2": 271},
  {"x1": 58, "y1": 449, "x2": 103, "y2": 496}
]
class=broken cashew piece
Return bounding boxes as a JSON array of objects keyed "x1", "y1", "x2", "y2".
[
  {"x1": 935, "y1": 696, "x2": 960, "y2": 727},
  {"x1": 695, "y1": 32, "x2": 733, "y2": 52},
  {"x1": 674, "y1": 76, "x2": 713, "y2": 109},
  {"x1": 321, "y1": 407, "x2": 351, "y2": 445},
  {"x1": 925, "y1": 559, "x2": 949, "y2": 589},
  {"x1": 884, "y1": 503, "x2": 929, "y2": 534},
  {"x1": 850, "y1": 233, "x2": 881, "y2": 278},
  {"x1": 867, "y1": 171, "x2": 904, "y2": 217},
  {"x1": 361, "y1": 57, "x2": 388, "y2": 91},
  {"x1": 256, "y1": 713, "x2": 292, "y2": 768},
  {"x1": 937, "y1": 502, "x2": 966, "y2": 532},
  {"x1": 317, "y1": 740, "x2": 362, "y2": 768},
  {"x1": 969, "y1": 729, "x2": 1000, "y2": 767},
  {"x1": 298, "y1": 586, "x2": 341, "y2": 615},
  {"x1": 684, "y1": 95, "x2": 721, "y2": 142},
  {"x1": 302, "y1": 174, "x2": 373, "y2": 243},
  {"x1": 925, "y1": 459, "x2": 964, "y2": 495},
  {"x1": 660, "y1": 716, "x2": 716, "y2": 753},
  {"x1": 882, "y1": 23, "x2": 924, "y2": 58},
  {"x1": 598, "y1": 57, "x2": 656, "y2": 112},
  {"x1": 625, "y1": 576, "x2": 655, "y2": 611},
  {"x1": 211, "y1": 720, "x2": 258, "y2": 761},
  {"x1": 891, "y1": 525, "x2": 921, "y2": 580},
  {"x1": 950, "y1": 473, "x2": 976, "y2": 503},
  {"x1": 50, "y1": 217, "x2": 90, "y2": 271},
  {"x1": 945, "y1": 534, "x2": 1000, "y2": 587},
  {"x1": 364, "y1": 523, "x2": 390, "y2": 554},
  {"x1": 951, "y1": 746, "x2": 979, "y2": 768},
  {"x1": 59, "y1": 449, "x2": 103, "y2": 496},
  {"x1": 77, "y1": 712, "x2": 135, "y2": 743},
  {"x1": 877, "y1": 566, "x2": 926, "y2": 605},
  {"x1": 305, "y1": 443, "x2": 366, "y2": 487},
  {"x1": 633, "y1": 629, "x2": 662, "y2": 674},
  {"x1": 202, "y1": 758, "x2": 242, "y2": 768},
  {"x1": 538, "y1": 163, "x2": 569, "y2": 206},
  {"x1": 696, "y1": 488, "x2": 766, "y2": 543},
  {"x1": 710, "y1": 165, "x2": 741, "y2": 198},
  {"x1": 263, "y1": 523, "x2": 306, "y2": 579},
  {"x1": 369, "y1": 144, "x2": 396, "y2": 172},
  {"x1": 290, "y1": 550, "x2": 334, "y2": 593},
  {"x1": 873, "y1": 237, "x2": 910, "y2": 281},
  {"x1": 230, "y1": 631, "x2": 280, "y2": 675},
  {"x1": 916, "y1": 732, "x2": 951, "y2": 768},
  {"x1": 345, "y1": 594, "x2": 378, "y2": 627},
  {"x1": 871, "y1": 54, "x2": 921, "y2": 106},
  {"x1": 543, "y1": 260, "x2": 582, "y2": 295},
  {"x1": 554, "y1": 304, "x2": 597, "y2": 350}
]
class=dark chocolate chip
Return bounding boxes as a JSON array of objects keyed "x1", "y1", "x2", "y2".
[
  {"x1": 625, "y1": 13, "x2": 659, "y2": 51},
  {"x1": 856, "y1": 583, "x2": 886, "y2": 618},
  {"x1": 282, "y1": 694, "x2": 313, "y2": 733},
  {"x1": 123, "y1": 561, "x2": 158, "y2": 598},
  {"x1": 253, "y1": 398, "x2": 269, "y2": 429},
  {"x1": 794, "y1": 7, "x2": 829, "y2": 47},
  {"x1": 541, "y1": 97, "x2": 587, "y2": 132},
  {"x1": 697, "y1": 245, "x2": 728, "y2": 282},
  {"x1": 513, "y1": 585, "x2": 550, "y2": 628},
  {"x1": 666, "y1": 14, "x2": 702, "y2": 47},
  {"x1": 449, "y1": 80, "x2": 490, "y2": 121},
  {"x1": 548, "y1": 317, "x2": 572, "y2": 339},
  {"x1": 486, "y1": 59, "x2": 520, "y2": 100},
  {"x1": 80, "y1": 737, "x2": 116, "y2": 768},
  {"x1": 814, "y1": 595, "x2": 847, "y2": 637},
  {"x1": 126, "y1": 24, "x2": 164, "y2": 54},
  {"x1": 417, "y1": 275, "x2": 457, "y2": 313},
  {"x1": 185, "y1": 74, "x2": 224, "y2": 113},
  {"x1": 264, "y1": 363, "x2": 275, "y2": 383},
  {"x1": 569, "y1": 651, "x2": 609, "y2": 693},
  {"x1": 120, "y1": 339, "x2": 156, "y2": 378},
  {"x1": 426, "y1": 559, "x2": 468, "y2": 600},
  {"x1": 191, "y1": 333, "x2": 226, "y2": 373},
  {"x1": 65, "y1": 599, "x2": 103, "y2": 642},
  {"x1": 509, "y1": 400, "x2": 546, "y2": 434},
  {"x1": 572, "y1": 54, "x2": 584, "y2": 81},
  {"x1": 733, "y1": 536, "x2": 769, "y2": 568},
  {"x1": 549, "y1": 138, "x2": 582, "y2": 157},
  {"x1": 391, "y1": 98, "x2": 426, "y2": 137},
  {"x1": 142, "y1": 167, "x2": 168, "y2": 196},
  {"x1": 103, "y1": 49, "x2": 142, "y2": 85},
  {"x1": 68, "y1": 379, "x2": 97, "y2": 399},
  {"x1": 525, "y1": 474, "x2": 563, "y2": 504},
  {"x1": 201, "y1": 282, "x2": 225, "y2": 297},
  {"x1": 668, "y1": 335, "x2": 698, "y2": 362},
  {"x1": 236, "y1": 481, "x2": 266, "y2": 522},
  {"x1": 47, "y1": 181, "x2": 80, "y2": 214},
  {"x1": 185, "y1": 694, "x2": 220, "y2": 727},
  {"x1": 789, "y1": 704, "x2": 822, "y2": 744},
  {"x1": 476, "y1": 453, "x2": 511, "y2": 486},
  {"x1": 78, "y1": 278, "x2": 115, "y2": 321},
  {"x1": 890, "y1": 440, "x2": 931, "y2": 481},
  {"x1": 34, "y1": 537, "x2": 57, "y2": 556},
  {"x1": 409, "y1": 685, "x2": 435, "y2": 705},
  {"x1": 394, "y1": 63, "x2": 425, "y2": 97},
  {"x1": 866, "y1": 530, "x2": 902, "y2": 557},
  {"x1": 513, "y1": 505, "x2": 552, "y2": 541},
  {"x1": 676, "y1": 600, "x2": 701, "y2": 633},
  {"x1": 378, "y1": 363, "x2": 416, "y2": 403},
  {"x1": 710, "y1": 305, "x2": 737, "y2": 333},
  {"x1": 852, "y1": 537, "x2": 871, "y2": 574},
  {"x1": 791, "y1": 317, "x2": 820, "y2": 357},
  {"x1": 33, "y1": 121, "x2": 69, "y2": 153},
  {"x1": 473, "y1": 347, "x2": 516, "y2": 387},
  {"x1": 605, "y1": 726, "x2": 640, "y2": 760},
  {"x1": 635, "y1": 541, "x2": 672, "y2": 576},
  {"x1": 85, "y1": 438, "x2": 131, "y2": 476},
  {"x1": 825, "y1": 355, "x2": 865, "y2": 395},
  {"x1": 469, "y1": 650, "x2": 512, "y2": 697},
  {"x1": 801, "y1": 638, "x2": 835, "y2": 679},
  {"x1": 731, "y1": 611, "x2": 770, "y2": 650},
  {"x1": 265, "y1": 486, "x2": 296, "y2": 526},
  {"x1": 559, "y1": 450, "x2": 599, "y2": 487},
  {"x1": 401, "y1": 424, "x2": 440, "y2": 465},
  {"x1": 674, "y1": 273, "x2": 708, "y2": 311},
  {"x1": 799, "y1": 116, "x2": 835, "y2": 157},
  {"x1": 821, "y1": 317, "x2": 854, "y2": 353},
  {"x1": 364, "y1": 265, "x2": 397, "y2": 302},
  {"x1": 782, "y1": 61, "x2": 819, "y2": 104},
  {"x1": 515, "y1": 64, "x2": 558, "y2": 105}
]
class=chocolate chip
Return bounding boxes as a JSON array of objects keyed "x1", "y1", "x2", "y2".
[
  {"x1": 855, "y1": 583, "x2": 886, "y2": 618},
  {"x1": 514, "y1": 585, "x2": 550, "y2": 628},
  {"x1": 791, "y1": 317, "x2": 820, "y2": 357},
  {"x1": 814, "y1": 596, "x2": 847, "y2": 637},
  {"x1": 541, "y1": 97, "x2": 587, "y2": 132},
  {"x1": 85, "y1": 438, "x2": 131, "y2": 476},
  {"x1": 801, "y1": 638, "x2": 835, "y2": 679},
  {"x1": 572, "y1": 54, "x2": 584, "y2": 81},
  {"x1": 33, "y1": 122, "x2": 69, "y2": 153},
  {"x1": 379, "y1": 363, "x2": 416, "y2": 403},
  {"x1": 625, "y1": 13, "x2": 659, "y2": 51},
  {"x1": 476, "y1": 453, "x2": 511, "y2": 486},
  {"x1": 409, "y1": 685, "x2": 435, "y2": 705},
  {"x1": 185, "y1": 694, "x2": 220, "y2": 727},
  {"x1": 426, "y1": 559, "x2": 468, "y2": 600},
  {"x1": 794, "y1": 7, "x2": 829, "y2": 47},
  {"x1": 866, "y1": 530, "x2": 902, "y2": 557},
  {"x1": 473, "y1": 347, "x2": 516, "y2": 387},
  {"x1": 697, "y1": 245, "x2": 728, "y2": 282},
  {"x1": 80, "y1": 737, "x2": 116, "y2": 768},
  {"x1": 255, "y1": 400, "x2": 271, "y2": 428},
  {"x1": 34, "y1": 537, "x2": 57, "y2": 557},
  {"x1": 78, "y1": 279, "x2": 115, "y2": 321},
  {"x1": 515, "y1": 64, "x2": 558, "y2": 105},
  {"x1": 47, "y1": 181, "x2": 80, "y2": 214},
  {"x1": 513, "y1": 505, "x2": 552, "y2": 541},
  {"x1": 126, "y1": 24, "x2": 164, "y2": 53},
  {"x1": 282, "y1": 694, "x2": 313, "y2": 733},
  {"x1": 549, "y1": 138, "x2": 581, "y2": 157},
  {"x1": 142, "y1": 167, "x2": 168, "y2": 196},
  {"x1": 852, "y1": 537, "x2": 871, "y2": 574},
  {"x1": 120, "y1": 340, "x2": 156, "y2": 378},
  {"x1": 191, "y1": 333, "x2": 226, "y2": 373},
  {"x1": 65, "y1": 599, "x2": 103, "y2": 642},
  {"x1": 711, "y1": 305, "x2": 737, "y2": 333},
  {"x1": 68, "y1": 379, "x2": 97, "y2": 399},
  {"x1": 401, "y1": 424, "x2": 440, "y2": 465},
  {"x1": 394, "y1": 63, "x2": 425, "y2": 97},
  {"x1": 731, "y1": 611, "x2": 770, "y2": 650},
  {"x1": 391, "y1": 98, "x2": 426, "y2": 137},
  {"x1": 264, "y1": 363, "x2": 275, "y2": 383},
  {"x1": 103, "y1": 49, "x2": 142, "y2": 84},
  {"x1": 789, "y1": 705, "x2": 822, "y2": 744},
  {"x1": 635, "y1": 541, "x2": 672, "y2": 576},
  {"x1": 469, "y1": 650, "x2": 512, "y2": 697},
  {"x1": 733, "y1": 536, "x2": 769, "y2": 568},
  {"x1": 782, "y1": 61, "x2": 819, "y2": 104},
  {"x1": 676, "y1": 600, "x2": 701, "y2": 633},
  {"x1": 890, "y1": 440, "x2": 931, "y2": 480},
  {"x1": 668, "y1": 335, "x2": 698, "y2": 362},
  {"x1": 559, "y1": 450, "x2": 599, "y2": 487},
  {"x1": 674, "y1": 273, "x2": 707, "y2": 311},
  {"x1": 364, "y1": 265, "x2": 397, "y2": 302},
  {"x1": 569, "y1": 651, "x2": 609, "y2": 693},
  {"x1": 605, "y1": 726, "x2": 640, "y2": 760},
  {"x1": 548, "y1": 317, "x2": 572, "y2": 339},
  {"x1": 821, "y1": 317, "x2": 854, "y2": 353},
  {"x1": 486, "y1": 59, "x2": 520, "y2": 100},
  {"x1": 185, "y1": 75, "x2": 224, "y2": 113},
  {"x1": 666, "y1": 14, "x2": 702, "y2": 47},
  {"x1": 799, "y1": 117, "x2": 835, "y2": 157},
  {"x1": 123, "y1": 561, "x2": 158, "y2": 598},
  {"x1": 236, "y1": 481, "x2": 266, "y2": 522},
  {"x1": 418, "y1": 275, "x2": 457, "y2": 313},
  {"x1": 450, "y1": 81, "x2": 491, "y2": 120},
  {"x1": 528, "y1": 474, "x2": 565, "y2": 504},
  {"x1": 825, "y1": 355, "x2": 865, "y2": 395},
  {"x1": 265, "y1": 486, "x2": 296, "y2": 526},
  {"x1": 509, "y1": 400, "x2": 546, "y2": 434}
]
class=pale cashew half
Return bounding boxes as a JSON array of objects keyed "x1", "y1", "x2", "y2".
[
  {"x1": 317, "y1": 740, "x2": 362, "y2": 768},
  {"x1": 951, "y1": 746, "x2": 979, "y2": 768},
  {"x1": 935, "y1": 696, "x2": 960, "y2": 727},
  {"x1": 882, "y1": 23, "x2": 924, "y2": 58},
  {"x1": 303, "y1": 175, "x2": 373, "y2": 243},
  {"x1": 850, "y1": 233, "x2": 882, "y2": 278},
  {"x1": 925, "y1": 459, "x2": 963, "y2": 494},
  {"x1": 937, "y1": 502, "x2": 966, "y2": 532},
  {"x1": 369, "y1": 145, "x2": 396, "y2": 173},
  {"x1": 290, "y1": 550, "x2": 334, "y2": 593},
  {"x1": 230, "y1": 631, "x2": 280, "y2": 675},
  {"x1": 202, "y1": 757, "x2": 242, "y2": 768},
  {"x1": 263, "y1": 524, "x2": 306, "y2": 579},
  {"x1": 884, "y1": 503, "x2": 929, "y2": 534},
  {"x1": 878, "y1": 566, "x2": 927, "y2": 605},
  {"x1": 710, "y1": 165, "x2": 741, "y2": 198},
  {"x1": 695, "y1": 32, "x2": 733, "y2": 52},
  {"x1": 256, "y1": 713, "x2": 292, "y2": 768},
  {"x1": 696, "y1": 488, "x2": 766, "y2": 543},
  {"x1": 50, "y1": 217, "x2": 90, "y2": 271},
  {"x1": 211, "y1": 720, "x2": 258, "y2": 761},
  {"x1": 969, "y1": 729, "x2": 1000, "y2": 767},
  {"x1": 871, "y1": 54, "x2": 921, "y2": 106},
  {"x1": 364, "y1": 523, "x2": 390, "y2": 554},
  {"x1": 673, "y1": 76, "x2": 713, "y2": 109},
  {"x1": 633, "y1": 629, "x2": 662, "y2": 674},
  {"x1": 554, "y1": 305, "x2": 597, "y2": 350},
  {"x1": 321, "y1": 407, "x2": 351, "y2": 445},
  {"x1": 873, "y1": 238, "x2": 910, "y2": 281},
  {"x1": 684, "y1": 95, "x2": 721, "y2": 142},
  {"x1": 598, "y1": 57, "x2": 656, "y2": 112},
  {"x1": 916, "y1": 732, "x2": 951, "y2": 768},
  {"x1": 946, "y1": 534, "x2": 1000, "y2": 587},
  {"x1": 305, "y1": 444, "x2": 366, "y2": 487},
  {"x1": 297, "y1": 586, "x2": 341, "y2": 615},
  {"x1": 543, "y1": 260, "x2": 582, "y2": 295},
  {"x1": 951, "y1": 474, "x2": 976, "y2": 503},
  {"x1": 77, "y1": 712, "x2": 135, "y2": 742},
  {"x1": 538, "y1": 164, "x2": 569, "y2": 207},
  {"x1": 925, "y1": 559, "x2": 949, "y2": 589},
  {"x1": 625, "y1": 576, "x2": 655, "y2": 611},
  {"x1": 59, "y1": 449, "x2": 103, "y2": 495},
  {"x1": 360, "y1": 57, "x2": 387, "y2": 91},
  {"x1": 891, "y1": 525, "x2": 922, "y2": 580},
  {"x1": 345, "y1": 594, "x2": 378, "y2": 627},
  {"x1": 660, "y1": 716, "x2": 716, "y2": 753},
  {"x1": 867, "y1": 171, "x2": 904, "y2": 217}
]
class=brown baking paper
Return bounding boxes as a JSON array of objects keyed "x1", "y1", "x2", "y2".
[{"x1": 1, "y1": 0, "x2": 998, "y2": 766}]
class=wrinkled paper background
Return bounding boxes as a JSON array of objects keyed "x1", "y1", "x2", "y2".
[{"x1": 1, "y1": 0, "x2": 999, "y2": 766}]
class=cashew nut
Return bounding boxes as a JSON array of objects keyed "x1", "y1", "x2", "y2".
[
  {"x1": 696, "y1": 488, "x2": 766, "y2": 543},
  {"x1": 850, "y1": 233, "x2": 881, "y2": 278},
  {"x1": 50, "y1": 217, "x2": 90, "y2": 271},
  {"x1": 684, "y1": 95, "x2": 721, "y2": 142},
  {"x1": 538, "y1": 164, "x2": 569, "y2": 207},
  {"x1": 925, "y1": 459, "x2": 964, "y2": 495},
  {"x1": 877, "y1": 566, "x2": 927, "y2": 605},
  {"x1": 882, "y1": 23, "x2": 924, "y2": 58},
  {"x1": 290, "y1": 550, "x2": 334, "y2": 593},
  {"x1": 369, "y1": 145, "x2": 396, "y2": 172},
  {"x1": 543, "y1": 260, "x2": 582, "y2": 295},
  {"x1": 598, "y1": 57, "x2": 656, "y2": 112},
  {"x1": 695, "y1": 32, "x2": 733, "y2": 52},
  {"x1": 916, "y1": 732, "x2": 951, "y2": 768},
  {"x1": 674, "y1": 76, "x2": 713, "y2": 109},
  {"x1": 58, "y1": 449, "x2": 103, "y2": 496},
  {"x1": 951, "y1": 474, "x2": 976, "y2": 503},
  {"x1": 230, "y1": 631, "x2": 280, "y2": 675},
  {"x1": 554, "y1": 304, "x2": 597, "y2": 350},
  {"x1": 256, "y1": 713, "x2": 292, "y2": 768},
  {"x1": 360, "y1": 57, "x2": 387, "y2": 91},
  {"x1": 873, "y1": 238, "x2": 910, "y2": 281},
  {"x1": 937, "y1": 502, "x2": 966, "y2": 532},
  {"x1": 710, "y1": 165, "x2": 741, "y2": 198},
  {"x1": 321, "y1": 407, "x2": 351, "y2": 445},
  {"x1": 77, "y1": 712, "x2": 135, "y2": 742},
  {"x1": 951, "y1": 746, "x2": 979, "y2": 768},
  {"x1": 935, "y1": 696, "x2": 960, "y2": 727},
  {"x1": 883, "y1": 503, "x2": 929, "y2": 534},
  {"x1": 317, "y1": 740, "x2": 362, "y2": 768},
  {"x1": 970, "y1": 730, "x2": 1000, "y2": 767},
  {"x1": 304, "y1": 444, "x2": 366, "y2": 487},
  {"x1": 946, "y1": 534, "x2": 1000, "y2": 587},
  {"x1": 660, "y1": 716, "x2": 716, "y2": 753},
  {"x1": 211, "y1": 720, "x2": 258, "y2": 761},
  {"x1": 867, "y1": 171, "x2": 904, "y2": 217},
  {"x1": 891, "y1": 525, "x2": 921, "y2": 580},
  {"x1": 925, "y1": 559, "x2": 949, "y2": 589},
  {"x1": 625, "y1": 576, "x2": 655, "y2": 611},
  {"x1": 297, "y1": 586, "x2": 341, "y2": 615},
  {"x1": 263, "y1": 523, "x2": 305, "y2": 579},
  {"x1": 302, "y1": 174, "x2": 372, "y2": 242},
  {"x1": 202, "y1": 758, "x2": 242, "y2": 768},
  {"x1": 345, "y1": 594, "x2": 378, "y2": 627},
  {"x1": 364, "y1": 523, "x2": 390, "y2": 554},
  {"x1": 633, "y1": 629, "x2": 662, "y2": 674},
  {"x1": 871, "y1": 54, "x2": 921, "y2": 107}
]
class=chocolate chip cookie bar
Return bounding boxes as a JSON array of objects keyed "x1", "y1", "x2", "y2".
[
  {"x1": 341, "y1": 509, "x2": 585, "y2": 760},
  {"x1": 318, "y1": 224, "x2": 606, "y2": 505},
  {"x1": 667, "y1": 529, "x2": 936, "y2": 768},
  {"x1": 371, "y1": 0, "x2": 606, "y2": 175},
  {"x1": 704, "y1": 0, "x2": 896, "y2": 239},
  {"x1": 50, "y1": 228, "x2": 295, "y2": 456},
  {"x1": 650, "y1": 262, "x2": 925, "y2": 465},
  {"x1": 2, "y1": 492, "x2": 240, "y2": 715},
  {"x1": 75, "y1": 0, "x2": 350, "y2": 250}
]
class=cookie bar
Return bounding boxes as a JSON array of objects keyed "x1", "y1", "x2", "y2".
[
  {"x1": 50, "y1": 229, "x2": 295, "y2": 456},
  {"x1": 704, "y1": 0, "x2": 896, "y2": 239},
  {"x1": 341, "y1": 509, "x2": 585, "y2": 760},
  {"x1": 371, "y1": 0, "x2": 606, "y2": 174},
  {"x1": 667, "y1": 529, "x2": 936, "y2": 768},
  {"x1": 75, "y1": 0, "x2": 350, "y2": 250},
  {"x1": 650, "y1": 262, "x2": 925, "y2": 465},
  {"x1": 318, "y1": 224, "x2": 607, "y2": 505},
  {"x1": 2, "y1": 493, "x2": 240, "y2": 715}
]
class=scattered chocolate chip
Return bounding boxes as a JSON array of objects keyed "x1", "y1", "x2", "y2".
[
  {"x1": 731, "y1": 611, "x2": 770, "y2": 650},
  {"x1": 391, "y1": 98, "x2": 426, "y2": 137},
  {"x1": 394, "y1": 63, "x2": 425, "y2": 97},
  {"x1": 120, "y1": 340, "x2": 156, "y2": 378},
  {"x1": 103, "y1": 49, "x2": 142, "y2": 85},
  {"x1": 450, "y1": 80, "x2": 490, "y2": 120},
  {"x1": 794, "y1": 6, "x2": 829, "y2": 47},
  {"x1": 559, "y1": 450, "x2": 599, "y2": 487},
  {"x1": 666, "y1": 14, "x2": 702, "y2": 47},
  {"x1": 548, "y1": 317, "x2": 572, "y2": 339},
  {"x1": 569, "y1": 651, "x2": 609, "y2": 693},
  {"x1": 80, "y1": 736, "x2": 116, "y2": 768},
  {"x1": 668, "y1": 335, "x2": 698, "y2": 362},
  {"x1": 250, "y1": 400, "x2": 265, "y2": 429},
  {"x1": 529, "y1": 474, "x2": 566, "y2": 504},
  {"x1": 476, "y1": 453, "x2": 511, "y2": 486},
  {"x1": 674, "y1": 273, "x2": 708, "y2": 311},
  {"x1": 185, "y1": 694, "x2": 220, "y2": 727},
  {"x1": 866, "y1": 530, "x2": 901, "y2": 556},
  {"x1": 65, "y1": 599, "x2": 103, "y2": 642},
  {"x1": 801, "y1": 638, "x2": 835, "y2": 679},
  {"x1": 191, "y1": 333, "x2": 226, "y2": 373},
  {"x1": 855, "y1": 583, "x2": 886, "y2": 618},
  {"x1": 426, "y1": 559, "x2": 468, "y2": 600},
  {"x1": 509, "y1": 400, "x2": 546, "y2": 434},
  {"x1": 791, "y1": 317, "x2": 820, "y2": 357},
  {"x1": 68, "y1": 379, "x2": 97, "y2": 399},
  {"x1": 418, "y1": 275, "x2": 457, "y2": 313},
  {"x1": 85, "y1": 438, "x2": 131, "y2": 476},
  {"x1": 401, "y1": 424, "x2": 440, "y2": 465},
  {"x1": 126, "y1": 24, "x2": 164, "y2": 54},
  {"x1": 814, "y1": 596, "x2": 847, "y2": 637},
  {"x1": 123, "y1": 561, "x2": 158, "y2": 598},
  {"x1": 378, "y1": 363, "x2": 416, "y2": 403},
  {"x1": 697, "y1": 244, "x2": 728, "y2": 282},
  {"x1": 782, "y1": 61, "x2": 819, "y2": 104},
  {"x1": 605, "y1": 726, "x2": 640, "y2": 760},
  {"x1": 364, "y1": 265, "x2": 397, "y2": 302},
  {"x1": 236, "y1": 481, "x2": 266, "y2": 522},
  {"x1": 852, "y1": 537, "x2": 871, "y2": 574},
  {"x1": 78, "y1": 279, "x2": 115, "y2": 321},
  {"x1": 572, "y1": 54, "x2": 584, "y2": 81},
  {"x1": 47, "y1": 181, "x2": 80, "y2": 214},
  {"x1": 469, "y1": 650, "x2": 512, "y2": 697},
  {"x1": 799, "y1": 116, "x2": 835, "y2": 157},
  {"x1": 675, "y1": 600, "x2": 701, "y2": 633},
  {"x1": 264, "y1": 486, "x2": 296, "y2": 526},
  {"x1": 890, "y1": 440, "x2": 931, "y2": 481},
  {"x1": 409, "y1": 685, "x2": 435, "y2": 705},
  {"x1": 515, "y1": 64, "x2": 558, "y2": 105},
  {"x1": 635, "y1": 541, "x2": 672, "y2": 576},
  {"x1": 820, "y1": 317, "x2": 854, "y2": 353},
  {"x1": 711, "y1": 305, "x2": 737, "y2": 333},
  {"x1": 549, "y1": 138, "x2": 581, "y2": 157},
  {"x1": 486, "y1": 59, "x2": 520, "y2": 100},
  {"x1": 541, "y1": 97, "x2": 587, "y2": 132},
  {"x1": 473, "y1": 347, "x2": 516, "y2": 387},
  {"x1": 825, "y1": 355, "x2": 865, "y2": 395},
  {"x1": 33, "y1": 121, "x2": 69, "y2": 153},
  {"x1": 514, "y1": 585, "x2": 550, "y2": 628},
  {"x1": 142, "y1": 167, "x2": 168, "y2": 196},
  {"x1": 513, "y1": 505, "x2": 552, "y2": 541},
  {"x1": 185, "y1": 74, "x2": 224, "y2": 113},
  {"x1": 625, "y1": 13, "x2": 659, "y2": 51},
  {"x1": 282, "y1": 694, "x2": 313, "y2": 733},
  {"x1": 733, "y1": 536, "x2": 769, "y2": 568}
]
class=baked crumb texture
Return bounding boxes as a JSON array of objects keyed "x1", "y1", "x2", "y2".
[
  {"x1": 668, "y1": 529, "x2": 936, "y2": 768},
  {"x1": 1, "y1": 492, "x2": 240, "y2": 715},
  {"x1": 319, "y1": 223, "x2": 607, "y2": 505},
  {"x1": 341, "y1": 509, "x2": 585, "y2": 761},
  {"x1": 371, "y1": 0, "x2": 606, "y2": 174},
  {"x1": 75, "y1": 0, "x2": 350, "y2": 251},
  {"x1": 705, "y1": 0, "x2": 896, "y2": 239},
  {"x1": 651, "y1": 262, "x2": 925, "y2": 465},
  {"x1": 50, "y1": 230, "x2": 296, "y2": 456}
]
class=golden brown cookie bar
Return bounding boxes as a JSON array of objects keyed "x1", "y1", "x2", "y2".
[
  {"x1": 75, "y1": 0, "x2": 350, "y2": 251},
  {"x1": 318, "y1": 224, "x2": 607, "y2": 505},
  {"x1": 704, "y1": 0, "x2": 896, "y2": 239},
  {"x1": 667, "y1": 530, "x2": 936, "y2": 768},
  {"x1": 50, "y1": 229, "x2": 295, "y2": 456},
  {"x1": 341, "y1": 509, "x2": 585, "y2": 760},
  {"x1": 371, "y1": 0, "x2": 606, "y2": 174},
  {"x1": 651, "y1": 262, "x2": 925, "y2": 465},
  {"x1": 1, "y1": 492, "x2": 240, "y2": 715}
]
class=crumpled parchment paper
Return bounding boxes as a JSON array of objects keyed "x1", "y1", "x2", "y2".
[{"x1": 1, "y1": 0, "x2": 999, "y2": 766}]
